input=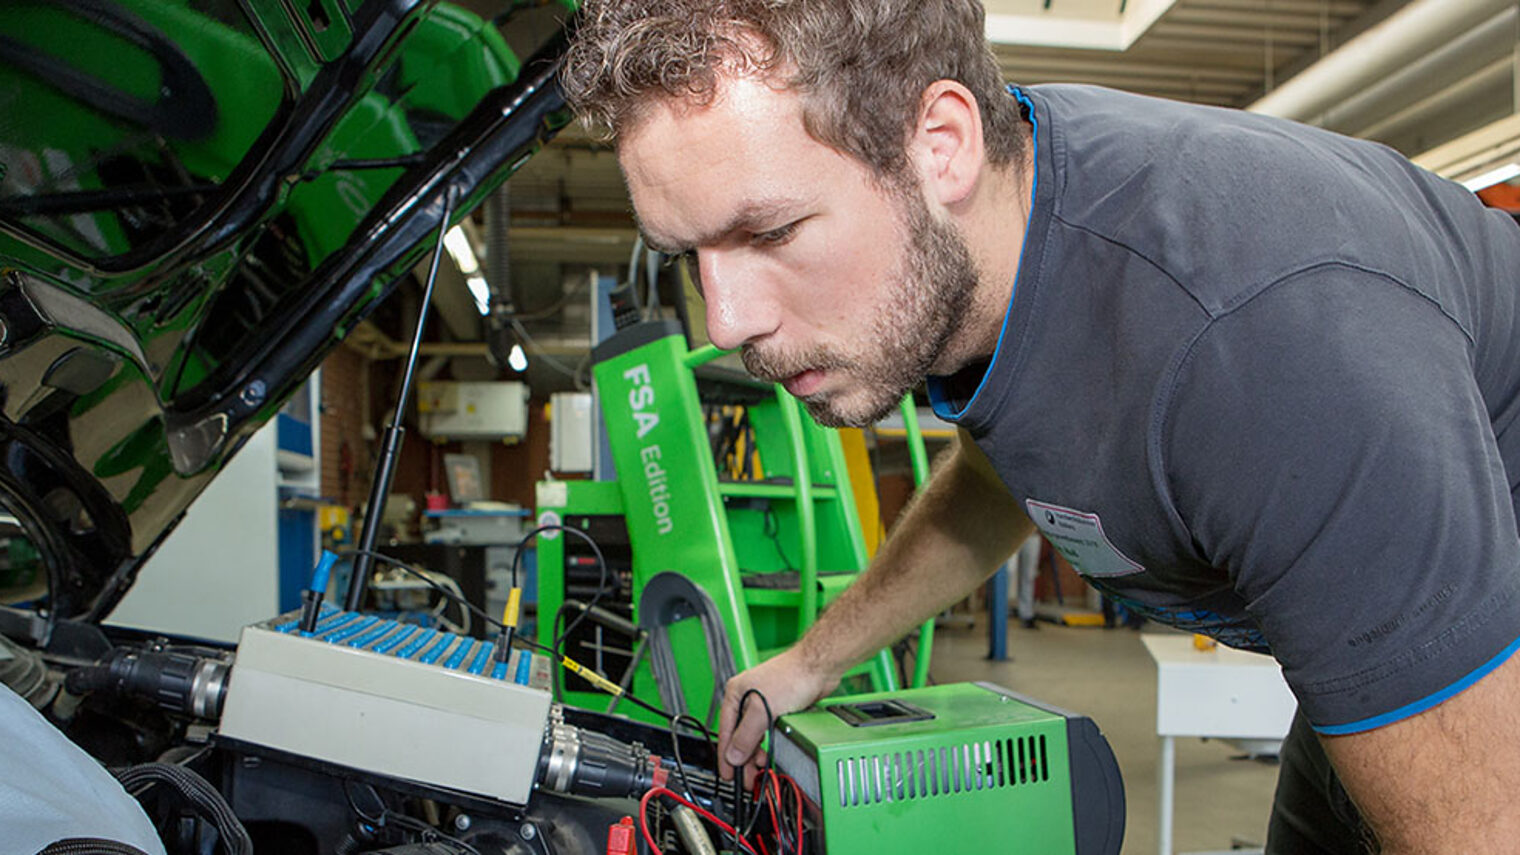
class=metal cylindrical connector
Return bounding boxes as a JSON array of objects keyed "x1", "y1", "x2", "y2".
[{"x1": 536, "y1": 717, "x2": 658, "y2": 798}]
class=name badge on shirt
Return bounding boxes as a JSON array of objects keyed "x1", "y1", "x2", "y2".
[{"x1": 1026, "y1": 499, "x2": 1145, "y2": 578}]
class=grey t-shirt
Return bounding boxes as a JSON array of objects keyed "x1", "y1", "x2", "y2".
[{"x1": 928, "y1": 84, "x2": 1520, "y2": 733}]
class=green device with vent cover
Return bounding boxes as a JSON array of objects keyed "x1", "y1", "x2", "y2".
[{"x1": 770, "y1": 681, "x2": 1125, "y2": 854}]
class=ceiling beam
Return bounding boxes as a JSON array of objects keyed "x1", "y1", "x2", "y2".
[
  {"x1": 1002, "y1": 55, "x2": 1266, "y2": 83},
  {"x1": 1250, "y1": 0, "x2": 1516, "y2": 119}
]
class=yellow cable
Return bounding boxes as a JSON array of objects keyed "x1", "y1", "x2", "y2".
[
  {"x1": 501, "y1": 588, "x2": 522, "y2": 628},
  {"x1": 561, "y1": 655, "x2": 624, "y2": 696}
]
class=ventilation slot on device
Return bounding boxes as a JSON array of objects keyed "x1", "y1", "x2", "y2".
[{"x1": 835, "y1": 735, "x2": 1048, "y2": 807}]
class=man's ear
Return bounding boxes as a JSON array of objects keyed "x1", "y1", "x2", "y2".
[{"x1": 909, "y1": 80, "x2": 986, "y2": 208}]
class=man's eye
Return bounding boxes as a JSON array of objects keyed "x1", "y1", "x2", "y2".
[{"x1": 751, "y1": 222, "x2": 798, "y2": 247}]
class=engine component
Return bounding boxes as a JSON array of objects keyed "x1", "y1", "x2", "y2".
[
  {"x1": 536, "y1": 708, "x2": 664, "y2": 799},
  {"x1": 64, "y1": 645, "x2": 229, "y2": 719},
  {"x1": 0, "y1": 631, "x2": 56, "y2": 708}
]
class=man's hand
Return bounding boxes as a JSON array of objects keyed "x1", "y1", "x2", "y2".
[
  {"x1": 715, "y1": 433, "x2": 1028, "y2": 785},
  {"x1": 717, "y1": 648, "x2": 838, "y2": 785}
]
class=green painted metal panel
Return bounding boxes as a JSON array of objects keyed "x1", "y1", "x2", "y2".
[
  {"x1": 593, "y1": 333, "x2": 758, "y2": 725},
  {"x1": 777, "y1": 683, "x2": 1079, "y2": 855},
  {"x1": 282, "y1": 0, "x2": 353, "y2": 63},
  {"x1": 396, "y1": 4, "x2": 521, "y2": 120},
  {"x1": 539, "y1": 323, "x2": 922, "y2": 723}
]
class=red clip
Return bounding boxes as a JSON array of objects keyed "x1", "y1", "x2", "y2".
[{"x1": 606, "y1": 816, "x2": 636, "y2": 855}]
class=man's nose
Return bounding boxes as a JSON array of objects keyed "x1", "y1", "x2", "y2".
[{"x1": 699, "y1": 250, "x2": 775, "y2": 351}]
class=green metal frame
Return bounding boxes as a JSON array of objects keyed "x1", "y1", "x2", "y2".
[{"x1": 537, "y1": 323, "x2": 934, "y2": 725}]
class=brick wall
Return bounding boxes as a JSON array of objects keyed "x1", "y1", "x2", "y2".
[
  {"x1": 318, "y1": 345, "x2": 368, "y2": 509},
  {"x1": 320, "y1": 345, "x2": 565, "y2": 531}
]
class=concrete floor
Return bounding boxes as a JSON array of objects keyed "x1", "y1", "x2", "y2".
[{"x1": 928, "y1": 621, "x2": 1282, "y2": 855}]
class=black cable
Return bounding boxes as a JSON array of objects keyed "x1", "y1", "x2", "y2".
[
  {"x1": 667, "y1": 712, "x2": 749, "y2": 855},
  {"x1": 381, "y1": 812, "x2": 482, "y2": 855},
  {"x1": 342, "y1": 547, "x2": 650, "y2": 714},
  {"x1": 113, "y1": 762, "x2": 251, "y2": 855},
  {"x1": 666, "y1": 713, "x2": 714, "y2": 801},
  {"x1": 538, "y1": 604, "x2": 672, "y2": 722},
  {"x1": 341, "y1": 780, "x2": 388, "y2": 827},
  {"x1": 346, "y1": 549, "x2": 508, "y2": 635},
  {"x1": 341, "y1": 780, "x2": 483, "y2": 855},
  {"x1": 517, "y1": 632, "x2": 557, "y2": 658},
  {"x1": 356, "y1": 534, "x2": 658, "y2": 721},
  {"x1": 613, "y1": 688, "x2": 670, "y2": 721},
  {"x1": 733, "y1": 689, "x2": 775, "y2": 842},
  {"x1": 548, "y1": 605, "x2": 570, "y2": 702},
  {"x1": 36, "y1": 838, "x2": 151, "y2": 854},
  {"x1": 745, "y1": 768, "x2": 791, "y2": 855},
  {"x1": 762, "y1": 507, "x2": 797, "y2": 571},
  {"x1": 505, "y1": 524, "x2": 611, "y2": 653}
]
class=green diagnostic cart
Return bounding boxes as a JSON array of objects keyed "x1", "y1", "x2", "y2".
[{"x1": 536, "y1": 320, "x2": 936, "y2": 725}]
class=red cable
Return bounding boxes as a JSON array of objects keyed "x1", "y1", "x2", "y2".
[
  {"x1": 639, "y1": 786, "x2": 762, "y2": 855},
  {"x1": 638, "y1": 788, "x2": 663, "y2": 855},
  {"x1": 773, "y1": 771, "x2": 804, "y2": 852},
  {"x1": 772, "y1": 769, "x2": 784, "y2": 845}
]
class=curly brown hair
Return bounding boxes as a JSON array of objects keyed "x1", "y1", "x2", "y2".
[{"x1": 561, "y1": 0, "x2": 1025, "y2": 180}]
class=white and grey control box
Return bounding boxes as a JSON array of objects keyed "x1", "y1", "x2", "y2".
[{"x1": 218, "y1": 609, "x2": 551, "y2": 804}]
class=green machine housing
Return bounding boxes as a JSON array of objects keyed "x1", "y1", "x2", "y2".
[
  {"x1": 771, "y1": 682, "x2": 1125, "y2": 855},
  {"x1": 537, "y1": 320, "x2": 927, "y2": 725}
]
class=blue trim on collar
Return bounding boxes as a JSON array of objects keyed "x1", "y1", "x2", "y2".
[
  {"x1": 927, "y1": 85, "x2": 1039, "y2": 423},
  {"x1": 1313, "y1": 632, "x2": 1520, "y2": 735}
]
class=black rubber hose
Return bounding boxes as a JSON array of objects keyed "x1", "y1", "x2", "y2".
[
  {"x1": 61, "y1": 663, "x2": 114, "y2": 697},
  {"x1": 112, "y1": 762, "x2": 251, "y2": 855},
  {"x1": 35, "y1": 838, "x2": 151, "y2": 854}
]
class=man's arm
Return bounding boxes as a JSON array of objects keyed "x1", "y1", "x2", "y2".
[
  {"x1": 1321, "y1": 649, "x2": 1520, "y2": 853},
  {"x1": 716, "y1": 429, "x2": 1032, "y2": 779}
]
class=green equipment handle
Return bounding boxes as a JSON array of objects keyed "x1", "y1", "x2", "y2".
[{"x1": 899, "y1": 396, "x2": 935, "y2": 688}]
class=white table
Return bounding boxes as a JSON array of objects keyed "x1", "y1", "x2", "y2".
[{"x1": 1141, "y1": 634, "x2": 1297, "y2": 855}]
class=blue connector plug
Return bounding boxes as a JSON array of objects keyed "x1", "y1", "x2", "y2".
[{"x1": 298, "y1": 550, "x2": 339, "y2": 634}]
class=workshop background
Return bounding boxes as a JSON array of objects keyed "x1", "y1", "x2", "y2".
[{"x1": 68, "y1": 1, "x2": 1520, "y2": 854}]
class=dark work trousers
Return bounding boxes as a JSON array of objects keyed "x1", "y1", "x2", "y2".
[{"x1": 1265, "y1": 710, "x2": 1377, "y2": 854}]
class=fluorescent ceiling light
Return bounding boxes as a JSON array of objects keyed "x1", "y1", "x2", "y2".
[
  {"x1": 507, "y1": 343, "x2": 528, "y2": 372},
  {"x1": 1461, "y1": 162, "x2": 1520, "y2": 192},
  {"x1": 466, "y1": 274, "x2": 490, "y2": 315},
  {"x1": 983, "y1": 0, "x2": 1176, "y2": 51},
  {"x1": 444, "y1": 226, "x2": 480, "y2": 276},
  {"x1": 1414, "y1": 113, "x2": 1520, "y2": 190}
]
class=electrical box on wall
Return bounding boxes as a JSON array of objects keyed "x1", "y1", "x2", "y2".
[
  {"x1": 549, "y1": 392, "x2": 593, "y2": 473},
  {"x1": 417, "y1": 381, "x2": 529, "y2": 441}
]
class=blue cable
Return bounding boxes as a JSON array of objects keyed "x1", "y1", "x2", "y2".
[
  {"x1": 468, "y1": 643, "x2": 495, "y2": 675},
  {"x1": 417, "y1": 633, "x2": 455, "y2": 665},
  {"x1": 375, "y1": 625, "x2": 420, "y2": 655},
  {"x1": 444, "y1": 638, "x2": 476, "y2": 670},
  {"x1": 397, "y1": 628, "x2": 437, "y2": 659}
]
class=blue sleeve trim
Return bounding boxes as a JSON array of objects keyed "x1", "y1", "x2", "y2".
[
  {"x1": 926, "y1": 377, "x2": 958, "y2": 420},
  {"x1": 1313, "y1": 631, "x2": 1520, "y2": 735}
]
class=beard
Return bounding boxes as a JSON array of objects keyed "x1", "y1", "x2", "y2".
[{"x1": 741, "y1": 188, "x2": 980, "y2": 428}]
